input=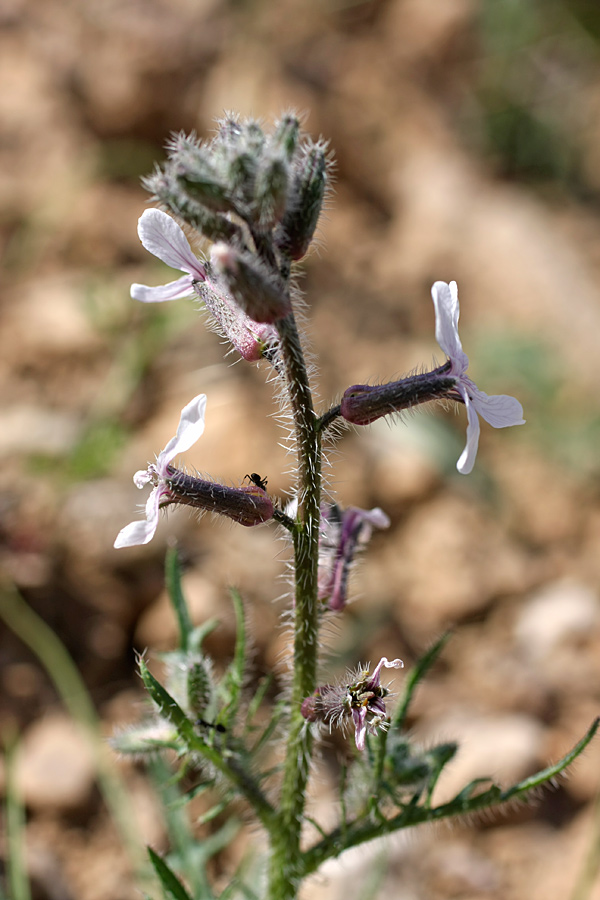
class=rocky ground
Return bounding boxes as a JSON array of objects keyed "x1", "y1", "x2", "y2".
[{"x1": 2, "y1": 1, "x2": 600, "y2": 898}]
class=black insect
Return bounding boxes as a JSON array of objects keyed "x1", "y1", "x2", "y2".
[
  {"x1": 245, "y1": 472, "x2": 268, "y2": 491},
  {"x1": 196, "y1": 718, "x2": 227, "y2": 733}
]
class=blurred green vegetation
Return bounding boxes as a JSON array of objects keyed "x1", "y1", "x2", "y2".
[
  {"x1": 473, "y1": 0, "x2": 600, "y2": 191},
  {"x1": 472, "y1": 328, "x2": 600, "y2": 476}
]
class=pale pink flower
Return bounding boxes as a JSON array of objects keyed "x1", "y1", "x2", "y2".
[
  {"x1": 301, "y1": 656, "x2": 404, "y2": 751},
  {"x1": 131, "y1": 209, "x2": 277, "y2": 361},
  {"x1": 114, "y1": 394, "x2": 206, "y2": 548},
  {"x1": 432, "y1": 281, "x2": 525, "y2": 474}
]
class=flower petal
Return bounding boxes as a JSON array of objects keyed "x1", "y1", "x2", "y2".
[
  {"x1": 137, "y1": 209, "x2": 206, "y2": 279},
  {"x1": 353, "y1": 708, "x2": 368, "y2": 751},
  {"x1": 133, "y1": 467, "x2": 154, "y2": 489},
  {"x1": 432, "y1": 281, "x2": 468, "y2": 373},
  {"x1": 158, "y1": 394, "x2": 207, "y2": 472},
  {"x1": 114, "y1": 487, "x2": 161, "y2": 548},
  {"x1": 468, "y1": 386, "x2": 526, "y2": 429},
  {"x1": 456, "y1": 391, "x2": 481, "y2": 475},
  {"x1": 356, "y1": 507, "x2": 390, "y2": 531},
  {"x1": 131, "y1": 275, "x2": 195, "y2": 303},
  {"x1": 370, "y1": 656, "x2": 404, "y2": 683}
]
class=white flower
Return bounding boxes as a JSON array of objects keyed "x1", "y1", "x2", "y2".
[
  {"x1": 130, "y1": 209, "x2": 207, "y2": 303},
  {"x1": 114, "y1": 394, "x2": 207, "y2": 548},
  {"x1": 432, "y1": 281, "x2": 525, "y2": 475},
  {"x1": 130, "y1": 209, "x2": 278, "y2": 361}
]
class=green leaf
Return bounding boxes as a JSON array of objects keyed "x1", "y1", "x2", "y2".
[
  {"x1": 302, "y1": 718, "x2": 600, "y2": 879},
  {"x1": 392, "y1": 631, "x2": 451, "y2": 731},
  {"x1": 450, "y1": 778, "x2": 501, "y2": 807},
  {"x1": 165, "y1": 549, "x2": 193, "y2": 652},
  {"x1": 245, "y1": 674, "x2": 274, "y2": 728},
  {"x1": 4, "y1": 736, "x2": 32, "y2": 900},
  {"x1": 189, "y1": 620, "x2": 220, "y2": 654},
  {"x1": 220, "y1": 588, "x2": 247, "y2": 728},
  {"x1": 139, "y1": 660, "x2": 199, "y2": 747},
  {"x1": 501, "y1": 716, "x2": 600, "y2": 803},
  {"x1": 148, "y1": 847, "x2": 194, "y2": 900},
  {"x1": 196, "y1": 800, "x2": 229, "y2": 826}
]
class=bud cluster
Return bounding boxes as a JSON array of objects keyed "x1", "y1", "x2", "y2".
[{"x1": 143, "y1": 114, "x2": 330, "y2": 325}]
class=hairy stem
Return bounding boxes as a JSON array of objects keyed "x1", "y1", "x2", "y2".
[
  {"x1": 267, "y1": 311, "x2": 322, "y2": 900},
  {"x1": 300, "y1": 716, "x2": 600, "y2": 878}
]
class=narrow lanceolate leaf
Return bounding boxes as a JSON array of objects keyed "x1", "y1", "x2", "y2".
[
  {"x1": 301, "y1": 718, "x2": 600, "y2": 879},
  {"x1": 139, "y1": 661, "x2": 277, "y2": 829},
  {"x1": 392, "y1": 631, "x2": 451, "y2": 730},
  {"x1": 148, "y1": 847, "x2": 195, "y2": 900},
  {"x1": 220, "y1": 588, "x2": 247, "y2": 728},
  {"x1": 139, "y1": 660, "x2": 198, "y2": 746},
  {"x1": 165, "y1": 549, "x2": 193, "y2": 652},
  {"x1": 498, "y1": 716, "x2": 600, "y2": 803}
]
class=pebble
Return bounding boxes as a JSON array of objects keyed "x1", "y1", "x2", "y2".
[
  {"x1": 515, "y1": 579, "x2": 599, "y2": 662},
  {"x1": 15, "y1": 714, "x2": 96, "y2": 811}
]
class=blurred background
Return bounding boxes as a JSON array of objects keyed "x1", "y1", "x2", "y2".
[{"x1": 2, "y1": 0, "x2": 600, "y2": 897}]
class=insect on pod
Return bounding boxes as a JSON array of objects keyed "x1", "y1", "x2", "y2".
[{"x1": 245, "y1": 472, "x2": 269, "y2": 491}]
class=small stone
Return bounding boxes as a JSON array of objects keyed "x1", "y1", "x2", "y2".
[
  {"x1": 515, "y1": 579, "x2": 599, "y2": 662},
  {"x1": 417, "y1": 710, "x2": 544, "y2": 804},
  {"x1": 16, "y1": 714, "x2": 95, "y2": 811}
]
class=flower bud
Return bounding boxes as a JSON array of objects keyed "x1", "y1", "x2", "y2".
[
  {"x1": 187, "y1": 658, "x2": 213, "y2": 717},
  {"x1": 318, "y1": 503, "x2": 390, "y2": 611},
  {"x1": 144, "y1": 169, "x2": 242, "y2": 245},
  {"x1": 275, "y1": 141, "x2": 328, "y2": 260},
  {"x1": 301, "y1": 689, "x2": 325, "y2": 722},
  {"x1": 272, "y1": 113, "x2": 301, "y2": 161},
  {"x1": 177, "y1": 168, "x2": 232, "y2": 215},
  {"x1": 227, "y1": 149, "x2": 257, "y2": 206},
  {"x1": 211, "y1": 243, "x2": 291, "y2": 324},
  {"x1": 196, "y1": 277, "x2": 278, "y2": 362},
  {"x1": 255, "y1": 154, "x2": 289, "y2": 228}
]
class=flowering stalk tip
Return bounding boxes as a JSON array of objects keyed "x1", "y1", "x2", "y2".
[{"x1": 211, "y1": 243, "x2": 292, "y2": 324}]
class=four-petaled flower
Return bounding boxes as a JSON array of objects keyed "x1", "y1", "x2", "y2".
[
  {"x1": 432, "y1": 280, "x2": 525, "y2": 474},
  {"x1": 114, "y1": 394, "x2": 207, "y2": 548},
  {"x1": 131, "y1": 209, "x2": 277, "y2": 361}
]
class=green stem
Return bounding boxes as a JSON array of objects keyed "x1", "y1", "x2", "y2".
[
  {"x1": 4, "y1": 735, "x2": 31, "y2": 900},
  {"x1": 267, "y1": 312, "x2": 322, "y2": 900},
  {"x1": 0, "y1": 585, "x2": 147, "y2": 879}
]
